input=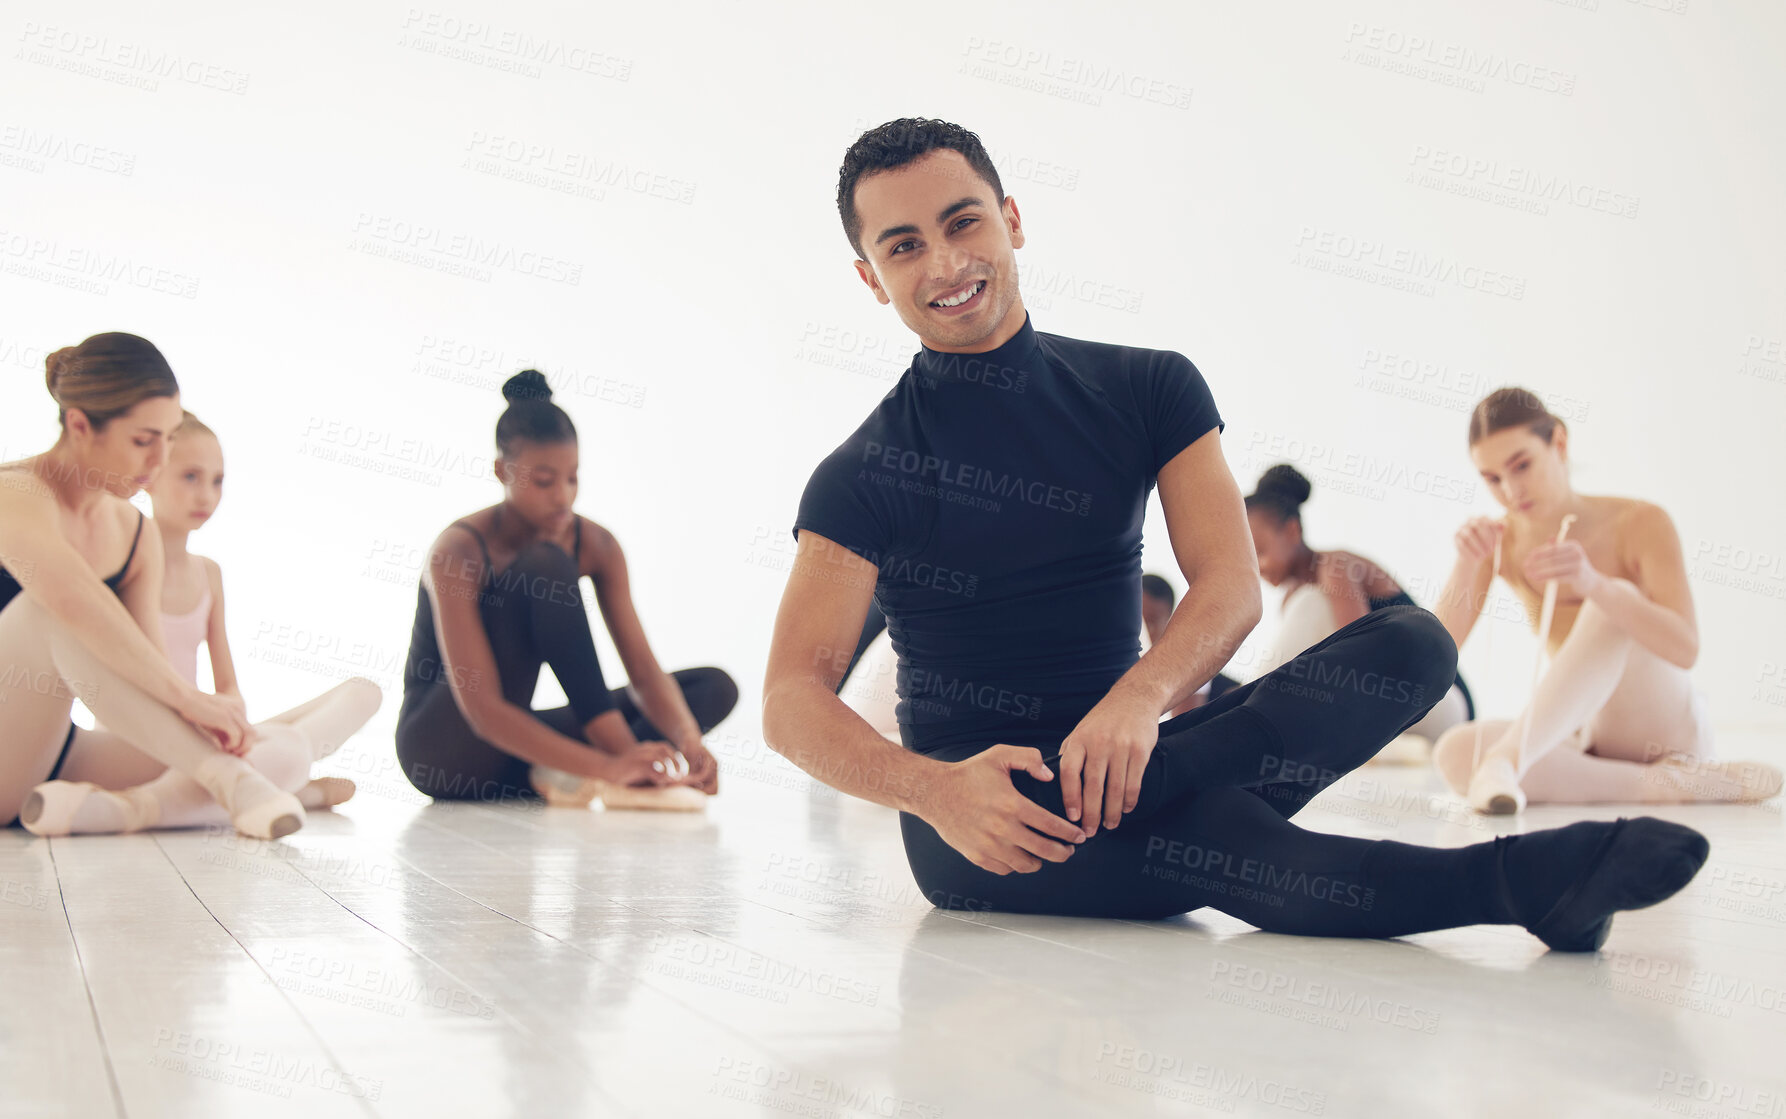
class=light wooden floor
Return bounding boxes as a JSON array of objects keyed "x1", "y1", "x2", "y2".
[{"x1": 6, "y1": 725, "x2": 1784, "y2": 1119}]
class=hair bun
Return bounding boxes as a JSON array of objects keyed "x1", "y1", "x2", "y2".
[
  {"x1": 501, "y1": 369, "x2": 553, "y2": 404},
  {"x1": 1256, "y1": 463, "x2": 1312, "y2": 507},
  {"x1": 44, "y1": 346, "x2": 78, "y2": 397}
]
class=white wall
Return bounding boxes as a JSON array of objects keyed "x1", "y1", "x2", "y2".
[{"x1": 4, "y1": 0, "x2": 1782, "y2": 750}]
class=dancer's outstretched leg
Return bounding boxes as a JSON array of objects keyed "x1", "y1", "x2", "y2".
[{"x1": 902, "y1": 780, "x2": 1708, "y2": 950}]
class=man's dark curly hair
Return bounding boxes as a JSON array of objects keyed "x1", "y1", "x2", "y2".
[{"x1": 836, "y1": 118, "x2": 1005, "y2": 260}]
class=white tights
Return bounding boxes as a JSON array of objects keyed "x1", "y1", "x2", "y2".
[
  {"x1": 1433, "y1": 579, "x2": 1727, "y2": 803},
  {"x1": 62, "y1": 677, "x2": 382, "y2": 829},
  {"x1": 0, "y1": 589, "x2": 379, "y2": 831}
]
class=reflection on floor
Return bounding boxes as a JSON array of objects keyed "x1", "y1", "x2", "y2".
[{"x1": 6, "y1": 724, "x2": 1783, "y2": 1118}]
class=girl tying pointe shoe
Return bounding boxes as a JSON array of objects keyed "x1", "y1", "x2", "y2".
[
  {"x1": 22, "y1": 410, "x2": 384, "y2": 836},
  {"x1": 1433, "y1": 388, "x2": 1783, "y2": 814},
  {"x1": 394, "y1": 370, "x2": 737, "y2": 810},
  {"x1": 2, "y1": 333, "x2": 304, "y2": 840}
]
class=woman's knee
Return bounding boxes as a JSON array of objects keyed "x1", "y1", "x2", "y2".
[
  {"x1": 1569, "y1": 582, "x2": 1635, "y2": 639},
  {"x1": 340, "y1": 676, "x2": 385, "y2": 721},
  {"x1": 681, "y1": 667, "x2": 739, "y2": 727},
  {"x1": 502, "y1": 542, "x2": 580, "y2": 605}
]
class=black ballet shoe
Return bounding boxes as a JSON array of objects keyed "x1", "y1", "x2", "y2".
[{"x1": 1523, "y1": 817, "x2": 1710, "y2": 952}]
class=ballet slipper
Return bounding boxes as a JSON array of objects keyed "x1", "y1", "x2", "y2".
[
  {"x1": 19, "y1": 781, "x2": 160, "y2": 837},
  {"x1": 599, "y1": 783, "x2": 708, "y2": 812},
  {"x1": 1467, "y1": 754, "x2": 1527, "y2": 815},
  {"x1": 191, "y1": 755, "x2": 305, "y2": 840},
  {"x1": 1654, "y1": 757, "x2": 1784, "y2": 804},
  {"x1": 297, "y1": 777, "x2": 357, "y2": 811},
  {"x1": 529, "y1": 764, "x2": 605, "y2": 808},
  {"x1": 1365, "y1": 733, "x2": 1431, "y2": 767},
  {"x1": 1519, "y1": 818, "x2": 1709, "y2": 951}
]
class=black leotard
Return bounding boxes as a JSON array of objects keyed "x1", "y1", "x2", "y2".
[{"x1": 393, "y1": 517, "x2": 737, "y2": 801}]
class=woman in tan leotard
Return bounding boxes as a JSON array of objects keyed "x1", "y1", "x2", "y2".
[{"x1": 1430, "y1": 388, "x2": 1782, "y2": 813}]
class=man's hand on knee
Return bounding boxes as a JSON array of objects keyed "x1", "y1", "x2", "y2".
[
  {"x1": 1059, "y1": 695, "x2": 1160, "y2": 837},
  {"x1": 925, "y1": 745, "x2": 1086, "y2": 875}
]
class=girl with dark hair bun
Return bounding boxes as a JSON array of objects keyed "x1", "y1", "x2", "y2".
[
  {"x1": 1432, "y1": 387, "x2": 1781, "y2": 813},
  {"x1": 1240, "y1": 464, "x2": 1475, "y2": 763},
  {"x1": 393, "y1": 370, "x2": 739, "y2": 809},
  {"x1": 0, "y1": 333, "x2": 307, "y2": 839}
]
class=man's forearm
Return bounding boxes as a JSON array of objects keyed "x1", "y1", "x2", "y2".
[
  {"x1": 1108, "y1": 569, "x2": 1261, "y2": 716},
  {"x1": 763, "y1": 681, "x2": 947, "y2": 815}
]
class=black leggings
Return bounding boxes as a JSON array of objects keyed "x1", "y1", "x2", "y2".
[
  {"x1": 394, "y1": 541, "x2": 738, "y2": 803},
  {"x1": 900, "y1": 605, "x2": 1519, "y2": 935}
]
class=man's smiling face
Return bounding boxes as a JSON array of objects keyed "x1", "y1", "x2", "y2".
[{"x1": 850, "y1": 148, "x2": 1027, "y2": 353}]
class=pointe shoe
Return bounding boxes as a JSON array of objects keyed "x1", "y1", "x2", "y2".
[
  {"x1": 19, "y1": 781, "x2": 159, "y2": 837},
  {"x1": 1523, "y1": 817, "x2": 1710, "y2": 951},
  {"x1": 297, "y1": 777, "x2": 356, "y2": 811},
  {"x1": 599, "y1": 783, "x2": 709, "y2": 812},
  {"x1": 1656, "y1": 757, "x2": 1784, "y2": 803},
  {"x1": 1467, "y1": 755, "x2": 1527, "y2": 815},
  {"x1": 529, "y1": 765, "x2": 604, "y2": 808},
  {"x1": 193, "y1": 756, "x2": 305, "y2": 840}
]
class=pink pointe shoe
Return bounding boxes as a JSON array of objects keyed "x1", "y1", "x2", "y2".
[
  {"x1": 19, "y1": 781, "x2": 159, "y2": 837},
  {"x1": 1467, "y1": 755, "x2": 1528, "y2": 815}
]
